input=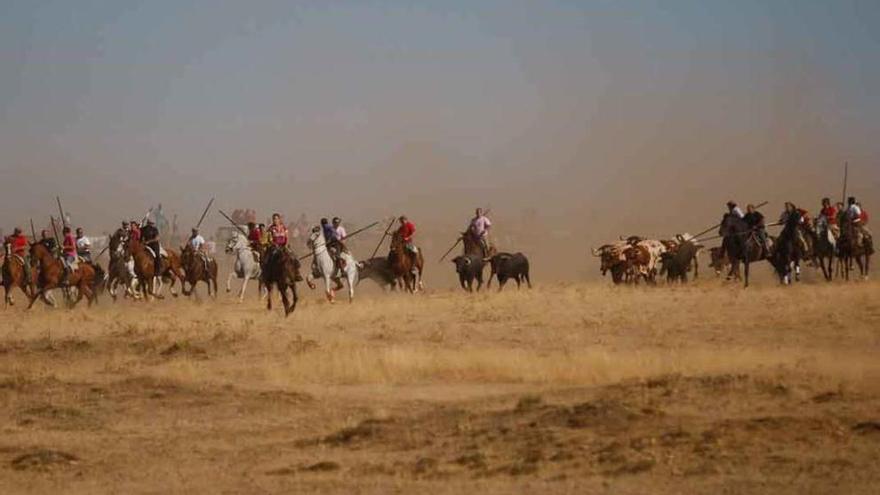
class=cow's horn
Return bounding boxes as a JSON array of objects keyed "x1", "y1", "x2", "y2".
[{"x1": 591, "y1": 247, "x2": 601, "y2": 256}]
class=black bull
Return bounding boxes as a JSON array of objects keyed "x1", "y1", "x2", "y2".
[{"x1": 487, "y1": 252, "x2": 531, "y2": 290}]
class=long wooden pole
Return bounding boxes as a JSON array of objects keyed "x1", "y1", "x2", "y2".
[
  {"x1": 29, "y1": 219, "x2": 37, "y2": 242},
  {"x1": 56, "y1": 196, "x2": 67, "y2": 228},
  {"x1": 217, "y1": 209, "x2": 249, "y2": 237},
  {"x1": 369, "y1": 218, "x2": 396, "y2": 259},
  {"x1": 841, "y1": 161, "x2": 848, "y2": 205},
  {"x1": 297, "y1": 221, "x2": 380, "y2": 261},
  {"x1": 195, "y1": 197, "x2": 215, "y2": 229}
]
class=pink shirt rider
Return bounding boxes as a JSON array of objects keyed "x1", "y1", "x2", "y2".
[
  {"x1": 269, "y1": 224, "x2": 288, "y2": 246},
  {"x1": 469, "y1": 215, "x2": 492, "y2": 238}
]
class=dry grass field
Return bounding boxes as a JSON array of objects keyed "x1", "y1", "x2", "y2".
[{"x1": 1, "y1": 280, "x2": 879, "y2": 494}]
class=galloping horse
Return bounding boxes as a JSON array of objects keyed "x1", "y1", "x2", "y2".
[
  {"x1": 389, "y1": 231, "x2": 424, "y2": 293},
  {"x1": 812, "y1": 216, "x2": 836, "y2": 281},
  {"x1": 719, "y1": 213, "x2": 772, "y2": 288},
  {"x1": 125, "y1": 238, "x2": 164, "y2": 300},
  {"x1": 306, "y1": 228, "x2": 358, "y2": 303},
  {"x1": 157, "y1": 248, "x2": 185, "y2": 298},
  {"x1": 107, "y1": 231, "x2": 139, "y2": 300},
  {"x1": 770, "y1": 213, "x2": 803, "y2": 285},
  {"x1": 2, "y1": 241, "x2": 33, "y2": 307},
  {"x1": 180, "y1": 244, "x2": 218, "y2": 298},
  {"x1": 837, "y1": 216, "x2": 872, "y2": 280},
  {"x1": 27, "y1": 242, "x2": 97, "y2": 309},
  {"x1": 225, "y1": 232, "x2": 263, "y2": 302},
  {"x1": 261, "y1": 245, "x2": 301, "y2": 316}
]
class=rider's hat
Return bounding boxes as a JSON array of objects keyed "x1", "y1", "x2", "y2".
[{"x1": 726, "y1": 200, "x2": 736, "y2": 208}]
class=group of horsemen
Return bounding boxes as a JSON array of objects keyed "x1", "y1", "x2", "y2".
[
  {"x1": 3, "y1": 207, "x2": 495, "y2": 288},
  {"x1": 723, "y1": 196, "x2": 871, "y2": 257}
]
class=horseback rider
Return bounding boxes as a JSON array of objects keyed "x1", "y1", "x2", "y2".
[
  {"x1": 780, "y1": 202, "x2": 809, "y2": 255},
  {"x1": 259, "y1": 223, "x2": 271, "y2": 249},
  {"x1": 61, "y1": 226, "x2": 77, "y2": 285},
  {"x1": 247, "y1": 222, "x2": 261, "y2": 249},
  {"x1": 189, "y1": 227, "x2": 211, "y2": 271},
  {"x1": 75, "y1": 227, "x2": 92, "y2": 263},
  {"x1": 39, "y1": 230, "x2": 57, "y2": 253},
  {"x1": 468, "y1": 208, "x2": 492, "y2": 256},
  {"x1": 6, "y1": 227, "x2": 31, "y2": 282},
  {"x1": 727, "y1": 201, "x2": 745, "y2": 219},
  {"x1": 141, "y1": 219, "x2": 162, "y2": 278},
  {"x1": 263, "y1": 213, "x2": 289, "y2": 269},
  {"x1": 743, "y1": 204, "x2": 769, "y2": 252},
  {"x1": 393, "y1": 215, "x2": 418, "y2": 267},
  {"x1": 129, "y1": 220, "x2": 142, "y2": 242},
  {"x1": 819, "y1": 197, "x2": 839, "y2": 239},
  {"x1": 846, "y1": 196, "x2": 871, "y2": 245},
  {"x1": 320, "y1": 217, "x2": 347, "y2": 270}
]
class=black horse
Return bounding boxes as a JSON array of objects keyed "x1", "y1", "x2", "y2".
[
  {"x1": 769, "y1": 213, "x2": 803, "y2": 285},
  {"x1": 261, "y1": 245, "x2": 302, "y2": 316},
  {"x1": 719, "y1": 213, "x2": 772, "y2": 287}
]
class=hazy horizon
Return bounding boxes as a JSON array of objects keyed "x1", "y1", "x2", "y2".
[{"x1": 2, "y1": 1, "x2": 878, "y2": 281}]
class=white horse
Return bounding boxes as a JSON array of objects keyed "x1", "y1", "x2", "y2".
[
  {"x1": 306, "y1": 228, "x2": 358, "y2": 303},
  {"x1": 225, "y1": 232, "x2": 263, "y2": 302}
]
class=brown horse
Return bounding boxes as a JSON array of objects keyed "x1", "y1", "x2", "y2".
[
  {"x1": 389, "y1": 231, "x2": 424, "y2": 292},
  {"x1": 27, "y1": 243, "x2": 96, "y2": 309},
  {"x1": 838, "y1": 217, "x2": 872, "y2": 280},
  {"x1": 125, "y1": 238, "x2": 163, "y2": 299},
  {"x1": 2, "y1": 242, "x2": 33, "y2": 307},
  {"x1": 180, "y1": 244, "x2": 218, "y2": 298},
  {"x1": 160, "y1": 248, "x2": 185, "y2": 297},
  {"x1": 261, "y1": 245, "x2": 301, "y2": 316}
]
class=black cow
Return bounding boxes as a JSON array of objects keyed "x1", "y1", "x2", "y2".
[
  {"x1": 452, "y1": 254, "x2": 484, "y2": 292},
  {"x1": 356, "y1": 257, "x2": 397, "y2": 290},
  {"x1": 487, "y1": 252, "x2": 531, "y2": 290},
  {"x1": 659, "y1": 241, "x2": 698, "y2": 283}
]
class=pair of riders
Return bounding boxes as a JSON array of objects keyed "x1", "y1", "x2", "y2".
[{"x1": 319, "y1": 217, "x2": 349, "y2": 272}]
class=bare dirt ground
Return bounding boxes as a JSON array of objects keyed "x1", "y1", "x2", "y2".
[{"x1": 1, "y1": 280, "x2": 879, "y2": 494}]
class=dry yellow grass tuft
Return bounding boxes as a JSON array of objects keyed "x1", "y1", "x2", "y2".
[{"x1": 1, "y1": 280, "x2": 879, "y2": 493}]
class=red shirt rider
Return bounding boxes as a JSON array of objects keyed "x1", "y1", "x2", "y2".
[
  {"x1": 9, "y1": 231, "x2": 28, "y2": 256},
  {"x1": 62, "y1": 232, "x2": 77, "y2": 258},
  {"x1": 398, "y1": 217, "x2": 415, "y2": 243},
  {"x1": 821, "y1": 205, "x2": 838, "y2": 224},
  {"x1": 248, "y1": 224, "x2": 262, "y2": 246},
  {"x1": 130, "y1": 223, "x2": 142, "y2": 242}
]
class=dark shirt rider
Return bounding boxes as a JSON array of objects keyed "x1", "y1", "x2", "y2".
[
  {"x1": 744, "y1": 204, "x2": 768, "y2": 251},
  {"x1": 140, "y1": 220, "x2": 162, "y2": 277}
]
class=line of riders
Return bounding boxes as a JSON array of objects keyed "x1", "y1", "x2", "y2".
[
  {"x1": 3, "y1": 206, "x2": 496, "y2": 304},
  {"x1": 719, "y1": 196, "x2": 872, "y2": 281}
]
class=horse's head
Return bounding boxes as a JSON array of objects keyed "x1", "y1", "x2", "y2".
[
  {"x1": 226, "y1": 233, "x2": 245, "y2": 254},
  {"x1": 308, "y1": 227, "x2": 323, "y2": 249}
]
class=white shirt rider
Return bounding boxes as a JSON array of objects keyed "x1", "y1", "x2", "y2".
[
  {"x1": 848, "y1": 203, "x2": 863, "y2": 223},
  {"x1": 334, "y1": 225, "x2": 347, "y2": 241},
  {"x1": 75, "y1": 235, "x2": 91, "y2": 254},
  {"x1": 190, "y1": 233, "x2": 206, "y2": 251}
]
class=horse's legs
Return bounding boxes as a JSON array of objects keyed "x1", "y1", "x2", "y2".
[
  {"x1": 324, "y1": 275, "x2": 335, "y2": 303},
  {"x1": 266, "y1": 284, "x2": 274, "y2": 311},
  {"x1": 280, "y1": 285, "x2": 292, "y2": 316},
  {"x1": 238, "y1": 275, "x2": 249, "y2": 303},
  {"x1": 226, "y1": 271, "x2": 235, "y2": 293}
]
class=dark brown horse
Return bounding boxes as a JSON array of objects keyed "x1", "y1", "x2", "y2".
[
  {"x1": 27, "y1": 243, "x2": 96, "y2": 309},
  {"x1": 2, "y1": 242, "x2": 33, "y2": 307},
  {"x1": 180, "y1": 245, "x2": 218, "y2": 298},
  {"x1": 837, "y1": 217, "x2": 872, "y2": 280},
  {"x1": 261, "y1": 245, "x2": 301, "y2": 316},
  {"x1": 719, "y1": 213, "x2": 772, "y2": 288},
  {"x1": 389, "y1": 231, "x2": 424, "y2": 292}
]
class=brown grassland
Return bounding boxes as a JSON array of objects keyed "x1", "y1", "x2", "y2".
[{"x1": 1, "y1": 279, "x2": 879, "y2": 494}]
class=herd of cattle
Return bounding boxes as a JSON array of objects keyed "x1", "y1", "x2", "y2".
[{"x1": 592, "y1": 234, "x2": 707, "y2": 285}]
